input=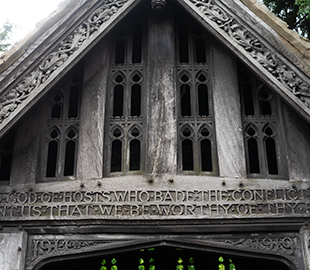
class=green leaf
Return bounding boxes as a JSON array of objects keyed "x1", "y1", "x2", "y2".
[
  {"x1": 111, "y1": 258, "x2": 117, "y2": 265},
  {"x1": 101, "y1": 260, "x2": 106, "y2": 265},
  {"x1": 218, "y1": 257, "x2": 224, "y2": 263},
  {"x1": 229, "y1": 263, "x2": 236, "y2": 270},
  {"x1": 177, "y1": 257, "x2": 183, "y2": 264},
  {"x1": 188, "y1": 257, "x2": 194, "y2": 264},
  {"x1": 218, "y1": 263, "x2": 225, "y2": 270},
  {"x1": 111, "y1": 265, "x2": 118, "y2": 270},
  {"x1": 100, "y1": 266, "x2": 107, "y2": 270},
  {"x1": 149, "y1": 258, "x2": 155, "y2": 264},
  {"x1": 149, "y1": 265, "x2": 155, "y2": 270},
  {"x1": 176, "y1": 265, "x2": 184, "y2": 270},
  {"x1": 139, "y1": 258, "x2": 144, "y2": 265},
  {"x1": 139, "y1": 265, "x2": 145, "y2": 270}
]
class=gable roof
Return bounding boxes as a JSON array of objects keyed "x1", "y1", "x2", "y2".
[{"x1": 0, "y1": 0, "x2": 309, "y2": 138}]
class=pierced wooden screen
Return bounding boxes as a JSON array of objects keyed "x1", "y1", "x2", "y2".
[
  {"x1": 43, "y1": 68, "x2": 82, "y2": 181},
  {"x1": 106, "y1": 11, "x2": 145, "y2": 175},
  {"x1": 239, "y1": 63, "x2": 286, "y2": 178},
  {"x1": 176, "y1": 9, "x2": 216, "y2": 174}
]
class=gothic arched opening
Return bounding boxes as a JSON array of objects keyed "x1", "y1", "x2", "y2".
[{"x1": 39, "y1": 246, "x2": 290, "y2": 270}]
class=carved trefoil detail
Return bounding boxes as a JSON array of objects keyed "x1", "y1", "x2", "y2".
[{"x1": 0, "y1": 0, "x2": 129, "y2": 124}]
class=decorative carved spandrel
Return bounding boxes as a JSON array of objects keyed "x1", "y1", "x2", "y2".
[{"x1": 31, "y1": 239, "x2": 102, "y2": 262}]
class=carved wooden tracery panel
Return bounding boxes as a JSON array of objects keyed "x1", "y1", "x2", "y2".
[
  {"x1": 41, "y1": 68, "x2": 82, "y2": 181},
  {"x1": 106, "y1": 9, "x2": 145, "y2": 175},
  {"x1": 239, "y1": 64, "x2": 287, "y2": 179},
  {"x1": 176, "y1": 8, "x2": 217, "y2": 174}
]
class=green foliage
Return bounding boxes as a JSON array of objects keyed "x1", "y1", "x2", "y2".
[
  {"x1": 176, "y1": 257, "x2": 184, "y2": 270},
  {"x1": 263, "y1": 0, "x2": 310, "y2": 38},
  {"x1": 100, "y1": 259, "x2": 107, "y2": 270},
  {"x1": 149, "y1": 258, "x2": 155, "y2": 270},
  {"x1": 0, "y1": 21, "x2": 14, "y2": 52},
  {"x1": 111, "y1": 258, "x2": 118, "y2": 270},
  {"x1": 229, "y1": 259, "x2": 236, "y2": 270},
  {"x1": 139, "y1": 258, "x2": 145, "y2": 270},
  {"x1": 218, "y1": 257, "x2": 225, "y2": 270},
  {"x1": 296, "y1": 0, "x2": 310, "y2": 18},
  {"x1": 188, "y1": 257, "x2": 195, "y2": 270}
]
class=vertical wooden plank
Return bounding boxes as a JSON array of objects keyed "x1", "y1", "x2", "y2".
[
  {"x1": 10, "y1": 104, "x2": 42, "y2": 185},
  {"x1": 76, "y1": 39, "x2": 109, "y2": 180},
  {"x1": 146, "y1": 5, "x2": 177, "y2": 177},
  {"x1": 211, "y1": 38, "x2": 247, "y2": 178},
  {"x1": 282, "y1": 101, "x2": 310, "y2": 180}
]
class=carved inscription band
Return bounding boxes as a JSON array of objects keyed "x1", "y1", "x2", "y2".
[{"x1": 1, "y1": 188, "x2": 310, "y2": 219}]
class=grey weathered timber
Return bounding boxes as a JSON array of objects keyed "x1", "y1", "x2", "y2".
[
  {"x1": 77, "y1": 39, "x2": 109, "y2": 180},
  {"x1": 10, "y1": 104, "x2": 42, "y2": 186},
  {"x1": 0, "y1": 231, "x2": 27, "y2": 270},
  {"x1": 282, "y1": 101, "x2": 310, "y2": 181},
  {"x1": 211, "y1": 38, "x2": 247, "y2": 178},
  {"x1": 146, "y1": 4, "x2": 177, "y2": 177},
  {"x1": 1, "y1": 0, "x2": 310, "y2": 143},
  {"x1": 0, "y1": 0, "x2": 139, "y2": 139},
  {"x1": 301, "y1": 226, "x2": 310, "y2": 270},
  {"x1": 178, "y1": 0, "x2": 310, "y2": 123}
]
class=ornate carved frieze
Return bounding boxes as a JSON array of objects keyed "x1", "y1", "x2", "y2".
[
  {"x1": 187, "y1": 0, "x2": 310, "y2": 107},
  {"x1": 0, "y1": 0, "x2": 129, "y2": 124}
]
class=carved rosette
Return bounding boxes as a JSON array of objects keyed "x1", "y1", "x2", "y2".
[
  {"x1": 188, "y1": 0, "x2": 310, "y2": 107},
  {"x1": 0, "y1": 0, "x2": 129, "y2": 124}
]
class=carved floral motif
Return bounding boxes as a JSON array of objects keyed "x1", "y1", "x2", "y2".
[
  {"x1": 188, "y1": 0, "x2": 310, "y2": 107},
  {"x1": 0, "y1": 0, "x2": 128, "y2": 123},
  {"x1": 224, "y1": 236, "x2": 296, "y2": 255}
]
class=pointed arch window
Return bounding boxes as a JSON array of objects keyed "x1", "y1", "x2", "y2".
[
  {"x1": 105, "y1": 10, "x2": 145, "y2": 176},
  {"x1": 176, "y1": 9, "x2": 217, "y2": 175},
  {"x1": 42, "y1": 68, "x2": 82, "y2": 181},
  {"x1": 239, "y1": 63, "x2": 287, "y2": 179}
]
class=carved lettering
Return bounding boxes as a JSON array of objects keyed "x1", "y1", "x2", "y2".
[{"x1": 0, "y1": 188, "x2": 310, "y2": 219}]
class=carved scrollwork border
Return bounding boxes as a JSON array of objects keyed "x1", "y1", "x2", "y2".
[
  {"x1": 0, "y1": 0, "x2": 129, "y2": 125},
  {"x1": 185, "y1": 0, "x2": 310, "y2": 108},
  {"x1": 30, "y1": 239, "x2": 105, "y2": 262}
]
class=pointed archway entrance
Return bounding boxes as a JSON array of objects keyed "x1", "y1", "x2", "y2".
[{"x1": 39, "y1": 246, "x2": 290, "y2": 270}]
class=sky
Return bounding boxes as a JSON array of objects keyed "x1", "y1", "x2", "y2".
[{"x1": 0, "y1": 0, "x2": 64, "y2": 47}]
